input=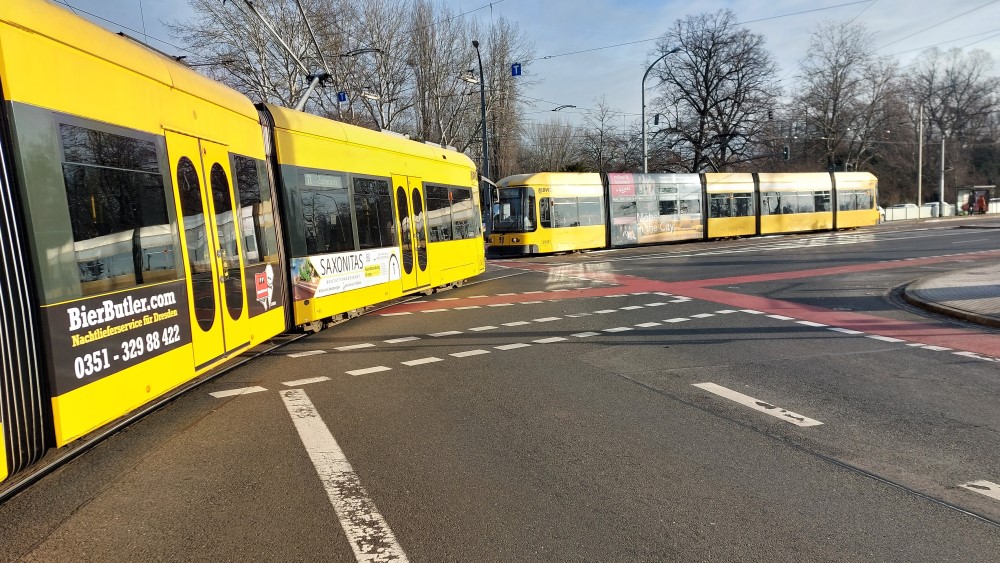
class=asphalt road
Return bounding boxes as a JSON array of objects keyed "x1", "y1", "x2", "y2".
[{"x1": 3, "y1": 219, "x2": 1000, "y2": 562}]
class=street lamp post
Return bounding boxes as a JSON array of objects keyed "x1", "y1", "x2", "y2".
[
  {"x1": 642, "y1": 47, "x2": 680, "y2": 173},
  {"x1": 472, "y1": 40, "x2": 490, "y2": 182}
]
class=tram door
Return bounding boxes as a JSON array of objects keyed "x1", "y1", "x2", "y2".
[
  {"x1": 393, "y1": 175, "x2": 427, "y2": 292},
  {"x1": 166, "y1": 132, "x2": 251, "y2": 369}
]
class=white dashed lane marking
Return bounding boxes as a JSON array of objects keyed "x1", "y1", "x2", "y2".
[
  {"x1": 503, "y1": 321, "x2": 531, "y2": 326},
  {"x1": 282, "y1": 376, "x2": 331, "y2": 387},
  {"x1": 335, "y1": 343, "x2": 375, "y2": 351},
  {"x1": 571, "y1": 332, "x2": 600, "y2": 337},
  {"x1": 496, "y1": 343, "x2": 531, "y2": 350},
  {"x1": 384, "y1": 336, "x2": 420, "y2": 344},
  {"x1": 347, "y1": 366, "x2": 392, "y2": 376},
  {"x1": 210, "y1": 386, "x2": 268, "y2": 399},
  {"x1": 288, "y1": 350, "x2": 326, "y2": 358},
  {"x1": 693, "y1": 382, "x2": 823, "y2": 427},
  {"x1": 533, "y1": 337, "x2": 568, "y2": 344},
  {"x1": 603, "y1": 327, "x2": 633, "y2": 333},
  {"x1": 429, "y1": 330, "x2": 462, "y2": 337},
  {"x1": 635, "y1": 322, "x2": 661, "y2": 328},
  {"x1": 450, "y1": 349, "x2": 491, "y2": 358},
  {"x1": 469, "y1": 325, "x2": 498, "y2": 331},
  {"x1": 402, "y1": 357, "x2": 443, "y2": 367}
]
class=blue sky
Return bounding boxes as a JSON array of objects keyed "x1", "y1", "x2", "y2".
[{"x1": 57, "y1": 0, "x2": 1000, "y2": 126}]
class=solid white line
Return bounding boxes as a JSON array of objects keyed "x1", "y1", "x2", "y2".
[
  {"x1": 533, "y1": 337, "x2": 568, "y2": 344},
  {"x1": 767, "y1": 315, "x2": 794, "y2": 321},
  {"x1": 922, "y1": 345, "x2": 952, "y2": 351},
  {"x1": 961, "y1": 480, "x2": 1000, "y2": 501},
  {"x1": 384, "y1": 336, "x2": 420, "y2": 344},
  {"x1": 335, "y1": 343, "x2": 375, "y2": 351},
  {"x1": 867, "y1": 335, "x2": 905, "y2": 343},
  {"x1": 380, "y1": 312, "x2": 412, "y2": 317},
  {"x1": 796, "y1": 321, "x2": 828, "y2": 327},
  {"x1": 495, "y1": 343, "x2": 531, "y2": 350},
  {"x1": 455, "y1": 306, "x2": 482, "y2": 310},
  {"x1": 401, "y1": 357, "x2": 443, "y2": 366},
  {"x1": 571, "y1": 332, "x2": 600, "y2": 338},
  {"x1": 282, "y1": 376, "x2": 331, "y2": 387},
  {"x1": 210, "y1": 386, "x2": 267, "y2": 398},
  {"x1": 451, "y1": 349, "x2": 491, "y2": 358},
  {"x1": 692, "y1": 383, "x2": 823, "y2": 427},
  {"x1": 503, "y1": 321, "x2": 530, "y2": 326},
  {"x1": 533, "y1": 317, "x2": 561, "y2": 322},
  {"x1": 603, "y1": 327, "x2": 633, "y2": 332},
  {"x1": 280, "y1": 389, "x2": 409, "y2": 562},
  {"x1": 468, "y1": 325, "x2": 498, "y2": 331},
  {"x1": 635, "y1": 322, "x2": 661, "y2": 328},
  {"x1": 429, "y1": 330, "x2": 462, "y2": 337},
  {"x1": 346, "y1": 366, "x2": 391, "y2": 376},
  {"x1": 829, "y1": 327, "x2": 865, "y2": 335},
  {"x1": 288, "y1": 350, "x2": 327, "y2": 358}
]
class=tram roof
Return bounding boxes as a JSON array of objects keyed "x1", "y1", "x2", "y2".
[{"x1": 264, "y1": 103, "x2": 476, "y2": 169}]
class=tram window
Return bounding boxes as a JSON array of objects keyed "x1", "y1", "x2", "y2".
[
  {"x1": 679, "y1": 199, "x2": 699, "y2": 214},
  {"x1": 232, "y1": 155, "x2": 278, "y2": 265},
  {"x1": 709, "y1": 194, "x2": 731, "y2": 218},
  {"x1": 451, "y1": 188, "x2": 479, "y2": 239},
  {"x1": 353, "y1": 177, "x2": 395, "y2": 249},
  {"x1": 813, "y1": 191, "x2": 831, "y2": 212},
  {"x1": 539, "y1": 197, "x2": 552, "y2": 228},
  {"x1": 659, "y1": 200, "x2": 678, "y2": 216},
  {"x1": 496, "y1": 188, "x2": 535, "y2": 232},
  {"x1": 177, "y1": 156, "x2": 216, "y2": 332},
  {"x1": 797, "y1": 193, "x2": 816, "y2": 213},
  {"x1": 60, "y1": 124, "x2": 176, "y2": 296},
  {"x1": 552, "y1": 197, "x2": 579, "y2": 227},
  {"x1": 578, "y1": 197, "x2": 603, "y2": 226},
  {"x1": 210, "y1": 163, "x2": 244, "y2": 322},
  {"x1": 301, "y1": 172, "x2": 354, "y2": 254},
  {"x1": 425, "y1": 185, "x2": 452, "y2": 242},
  {"x1": 761, "y1": 192, "x2": 780, "y2": 215},
  {"x1": 733, "y1": 194, "x2": 754, "y2": 216}
]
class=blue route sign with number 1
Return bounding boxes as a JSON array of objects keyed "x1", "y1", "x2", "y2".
[{"x1": 511, "y1": 63, "x2": 521, "y2": 77}]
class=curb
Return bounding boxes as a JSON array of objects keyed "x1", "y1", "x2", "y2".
[{"x1": 903, "y1": 285, "x2": 1000, "y2": 329}]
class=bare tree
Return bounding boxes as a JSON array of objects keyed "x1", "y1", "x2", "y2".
[
  {"x1": 171, "y1": 0, "x2": 334, "y2": 109},
  {"x1": 517, "y1": 119, "x2": 581, "y2": 172},
  {"x1": 578, "y1": 98, "x2": 625, "y2": 174},
  {"x1": 649, "y1": 10, "x2": 779, "y2": 172},
  {"x1": 793, "y1": 22, "x2": 900, "y2": 172}
]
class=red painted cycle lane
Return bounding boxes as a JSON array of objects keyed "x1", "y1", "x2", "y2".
[{"x1": 501, "y1": 253, "x2": 1000, "y2": 358}]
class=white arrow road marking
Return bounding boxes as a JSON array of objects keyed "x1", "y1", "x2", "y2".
[
  {"x1": 281, "y1": 389, "x2": 408, "y2": 562},
  {"x1": 692, "y1": 383, "x2": 823, "y2": 427}
]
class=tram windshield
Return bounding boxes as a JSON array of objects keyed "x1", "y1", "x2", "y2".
[{"x1": 493, "y1": 187, "x2": 536, "y2": 232}]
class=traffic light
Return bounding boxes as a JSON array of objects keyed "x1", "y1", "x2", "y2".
[{"x1": 782, "y1": 146, "x2": 789, "y2": 160}]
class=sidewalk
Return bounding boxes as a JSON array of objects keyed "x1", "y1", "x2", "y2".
[{"x1": 904, "y1": 264, "x2": 1000, "y2": 329}]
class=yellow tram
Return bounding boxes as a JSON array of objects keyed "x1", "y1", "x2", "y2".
[
  {"x1": 487, "y1": 171, "x2": 878, "y2": 255},
  {"x1": 0, "y1": 0, "x2": 483, "y2": 486}
]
